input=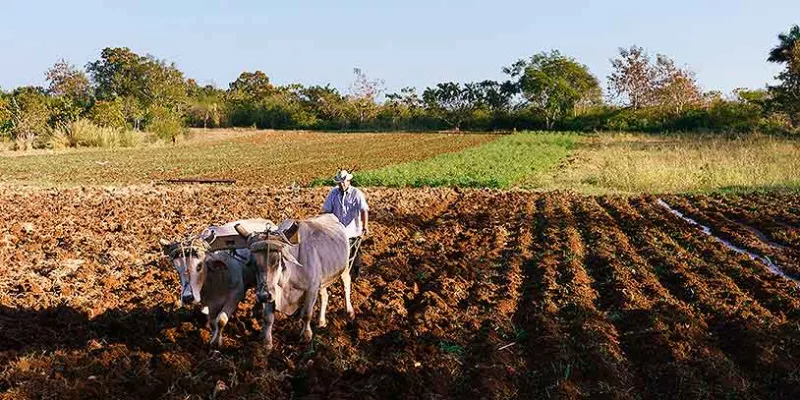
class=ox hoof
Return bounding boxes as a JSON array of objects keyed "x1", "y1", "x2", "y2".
[
  {"x1": 301, "y1": 329, "x2": 313, "y2": 343},
  {"x1": 347, "y1": 310, "x2": 355, "y2": 320},
  {"x1": 318, "y1": 319, "x2": 327, "y2": 328}
]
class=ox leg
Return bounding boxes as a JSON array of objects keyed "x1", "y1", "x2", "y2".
[
  {"x1": 207, "y1": 303, "x2": 225, "y2": 347},
  {"x1": 300, "y1": 287, "x2": 319, "y2": 343},
  {"x1": 262, "y1": 301, "x2": 275, "y2": 351},
  {"x1": 342, "y1": 272, "x2": 355, "y2": 320},
  {"x1": 212, "y1": 297, "x2": 239, "y2": 348},
  {"x1": 318, "y1": 287, "x2": 329, "y2": 328}
]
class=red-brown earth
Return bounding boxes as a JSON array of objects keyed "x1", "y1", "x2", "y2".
[{"x1": 1, "y1": 186, "x2": 799, "y2": 399}]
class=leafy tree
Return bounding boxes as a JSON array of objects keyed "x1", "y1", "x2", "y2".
[
  {"x1": 187, "y1": 80, "x2": 226, "y2": 128},
  {"x1": 653, "y1": 55, "x2": 702, "y2": 115},
  {"x1": 383, "y1": 87, "x2": 424, "y2": 129},
  {"x1": 6, "y1": 87, "x2": 51, "y2": 148},
  {"x1": 504, "y1": 50, "x2": 601, "y2": 129},
  {"x1": 422, "y1": 82, "x2": 480, "y2": 131},
  {"x1": 228, "y1": 71, "x2": 274, "y2": 99},
  {"x1": 0, "y1": 95, "x2": 11, "y2": 137},
  {"x1": 88, "y1": 99, "x2": 127, "y2": 129},
  {"x1": 768, "y1": 24, "x2": 800, "y2": 63},
  {"x1": 86, "y1": 47, "x2": 188, "y2": 130},
  {"x1": 44, "y1": 59, "x2": 93, "y2": 131},
  {"x1": 608, "y1": 45, "x2": 656, "y2": 109},
  {"x1": 299, "y1": 85, "x2": 350, "y2": 128},
  {"x1": 769, "y1": 41, "x2": 800, "y2": 126}
]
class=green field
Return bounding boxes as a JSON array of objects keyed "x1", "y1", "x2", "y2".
[
  {"x1": 1, "y1": 129, "x2": 798, "y2": 194},
  {"x1": 321, "y1": 133, "x2": 577, "y2": 189}
]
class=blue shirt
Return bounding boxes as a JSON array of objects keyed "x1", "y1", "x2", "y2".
[{"x1": 321, "y1": 186, "x2": 369, "y2": 238}]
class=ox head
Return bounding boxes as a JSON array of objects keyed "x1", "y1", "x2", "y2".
[
  {"x1": 235, "y1": 221, "x2": 302, "y2": 304},
  {"x1": 159, "y1": 237, "x2": 209, "y2": 306}
]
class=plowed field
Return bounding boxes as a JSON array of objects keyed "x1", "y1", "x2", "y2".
[{"x1": 1, "y1": 187, "x2": 799, "y2": 399}]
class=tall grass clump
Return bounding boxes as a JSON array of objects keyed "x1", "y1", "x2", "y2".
[{"x1": 54, "y1": 119, "x2": 144, "y2": 149}]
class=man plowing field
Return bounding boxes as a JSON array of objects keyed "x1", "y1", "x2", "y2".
[{"x1": 321, "y1": 169, "x2": 370, "y2": 279}]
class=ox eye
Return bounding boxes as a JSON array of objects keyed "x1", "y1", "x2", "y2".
[{"x1": 196, "y1": 264, "x2": 202, "y2": 272}]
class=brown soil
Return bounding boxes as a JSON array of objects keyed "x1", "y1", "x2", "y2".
[{"x1": 1, "y1": 187, "x2": 800, "y2": 399}]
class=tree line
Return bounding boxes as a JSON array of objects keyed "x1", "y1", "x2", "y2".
[{"x1": 1, "y1": 24, "x2": 799, "y2": 149}]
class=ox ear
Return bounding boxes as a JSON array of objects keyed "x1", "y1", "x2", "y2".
[
  {"x1": 158, "y1": 238, "x2": 173, "y2": 255},
  {"x1": 207, "y1": 259, "x2": 228, "y2": 273}
]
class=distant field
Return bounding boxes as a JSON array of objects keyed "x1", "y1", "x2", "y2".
[
  {"x1": 0, "y1": 129, "x2": 497, "y2": 187},
  {"x1": 1, "y1": 129, "x2": 798, "y2": 194}
]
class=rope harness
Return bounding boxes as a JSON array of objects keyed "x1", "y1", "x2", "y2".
[{"x1": 348, "y1": 236, "x2": 362, "y2": 270}]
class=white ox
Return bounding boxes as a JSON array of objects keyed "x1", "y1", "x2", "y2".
[{"x1": 234, "y1": 213, "x2": 353, "y2": 350}]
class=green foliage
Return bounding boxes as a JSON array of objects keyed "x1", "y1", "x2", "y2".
[
  {"x1": 422, "y1": 82, "x2": 479, "y2": 131},
  {"x1": 6, "y1": 87, "x2": 52, "y2": 149},
  {"x1": 88, "y1": 98, "x2": 127, "y2": 129},
  {"x1": 147, "y1": 106, "x2": 186, "y2": 141},
  {"x1": 186, "y1": 80, "x2": 227, "y2": 128},
  {"x1": 5, "y1": 39, "x2": 800, "y2": 153},
  {"x1": 349, "y1": 132, "x2": 577, "y2": 188},
  {"x1": 0, "y1": 96, "x2": 11, "y2": 138},
  {"x1": 768, "y1": 39, "x2": 800, "y2": 127},
  {"x1": 768, "y1": 24, "x2": 800, "y2": 63},
  {"x1": 86, "y1": 47, "x2": 188, "y2": 132},
  {"x1": 87, "y1": 47, "x2": 188, "y2": 108},
  {"x1": 438, "y1": 341, "x2": 465, "y2": 357},
  {"x1": 504, "y1": 50, "x2": 602, "y2": 129},
  {"x1": 46, "y1": 59, "x2": 93, "y2": 107}
]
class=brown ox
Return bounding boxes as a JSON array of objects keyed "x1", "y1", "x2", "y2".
[
  {"x1": 159, "y1": 218, "x2": 274, "y2": 347},
  {"x1": 235, "y1": 213, "x2": 352, "y2": 350}
]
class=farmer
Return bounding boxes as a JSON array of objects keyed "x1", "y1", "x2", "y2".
[{"x1": 321, "y1": 169, "x2": 369, "y2": 279}]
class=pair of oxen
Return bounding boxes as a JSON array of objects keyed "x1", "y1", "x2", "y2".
[{"x1": 158, "y1": 214, "x2": 355, "y2": 350}]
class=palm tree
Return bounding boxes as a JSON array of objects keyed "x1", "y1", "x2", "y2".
[{"x1": 768, "y1": 24, "x2": 800, "y2": 63}]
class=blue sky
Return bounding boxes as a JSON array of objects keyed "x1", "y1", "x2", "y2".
[{"x1": 1, "y1": 1, "x2": 798, "y2": 97}]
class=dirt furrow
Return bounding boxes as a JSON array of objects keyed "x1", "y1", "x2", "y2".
[
  {"x1": 635, "y1": 197, "x2": 800, "y2": 320},
  {"x1": 515, "y1": 194, "x2": 636, "y2": 398},
  {"x1": 698, "y1": 195, "x2": 800, "y2": 249},
  {"x1": 667, "y1": 195, "x2": 800, "y2": 279},
  {"x1": 600, "y1": 197, "x2": 759, "y2": 397},
  {"x1": 632, "y1": 197, "x2": 800, "y2": 398},
  {"x1": 575, "y1": 197, "x2": 734, "y2": 398}
]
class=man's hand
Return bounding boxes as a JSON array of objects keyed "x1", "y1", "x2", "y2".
[{"x1": 362, "y1": 226, "x2": 369, "y2": 236}]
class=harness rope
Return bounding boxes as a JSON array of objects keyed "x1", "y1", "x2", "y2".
[{"x1": 348, "y1": 236, "x2": 362, "y2": 270}]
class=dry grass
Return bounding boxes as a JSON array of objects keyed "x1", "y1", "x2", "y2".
[{"x1": 527, "y1": 132, "x2": 800, "y2": 194}]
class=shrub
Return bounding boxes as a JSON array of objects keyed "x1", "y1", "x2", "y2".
[
  {"x1": 147, "y1": 107, "x2": 187, "y2": 141},
  {"x1": 88, "y1": 99, "x2": 127, "y2": 129}
]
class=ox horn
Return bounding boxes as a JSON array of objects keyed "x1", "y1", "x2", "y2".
[{"x1": 234, "y1": 223, "x2": 251, "y2": 237}]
